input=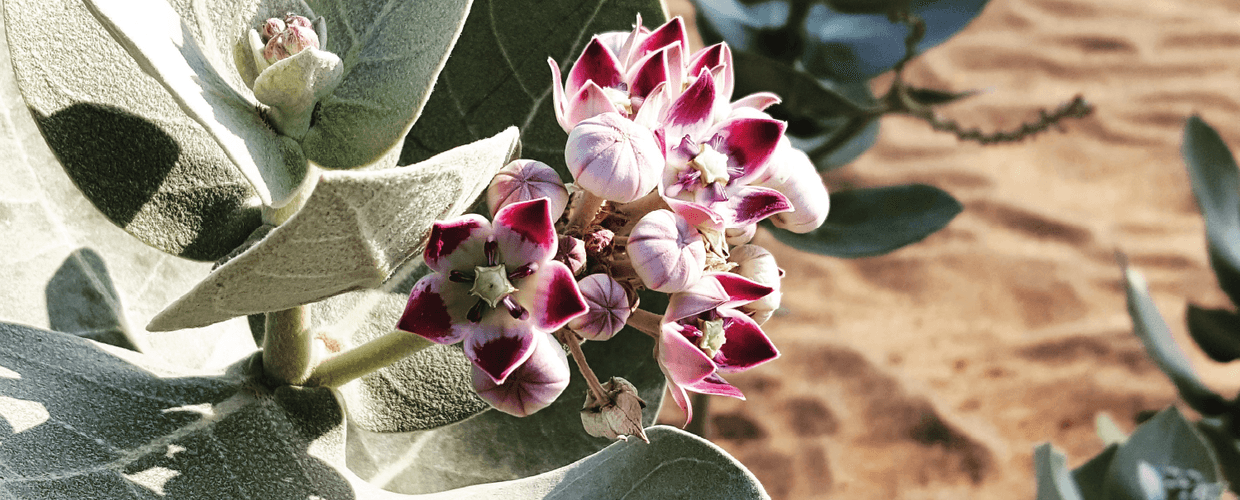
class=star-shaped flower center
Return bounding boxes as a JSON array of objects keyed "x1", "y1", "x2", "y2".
[
  {"x1": 697, "y1": 318, "x2": 727, "y2": 358},
  {"x1": 471, "y1": 264, "x2": 517, "y2": 308}
]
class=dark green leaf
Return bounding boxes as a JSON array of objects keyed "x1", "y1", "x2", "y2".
[
  {"x1": 1186, "y1": 304, "x2": 1240, "y2": 363},
  {"x1": 905, "y1": 86, "x2": 978, "y2": 107},
  {"x1": 1103, "y1": 407, "x2": 1222, "y2": 500},
  {"x1": 1071, "y1": 443, "x2": 1118, "y2": 500},
  {"x1": 1183, "y1": 116, "x2": 1240, "y2": 309},
  {"x1": 1196, "y1": 418, "x2": 1240, "y2": 497},
  {"x1": 5, "y1": 0, "x2": 261, "y2": 260},
  {"x1": 1034, "y1": 443, "x2": 1084, "y2": 500},
  {"x1": 1122, "y1": 265, "x2": 1229, "y2": 415},
  {"x1": 400, "y1": 0, "x2": 665, "y2": 179},
  {"x1": 732, "y1": 51, "x2": 871, "y2": 119},
  {"x1": 348, "y1": 323, "x2": 667, "y2": 493},
  {"x1": 765, "y1": 184, "x2": 962, "y2": 258}
]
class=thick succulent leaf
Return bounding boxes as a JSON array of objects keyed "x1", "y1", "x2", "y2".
[
  {"x1": 0, "y1": 37, "x2": 254, "y2": 370},
  {"x1": 400, "y1": 0, "x2": 665, "y2": 179},
  {"x1": 1122, "y1": 265, "x2": 1229, "y2": 416},
  {"x1": 437, "y1": 426, "x2": 769, "y2": 499},
  {"x1": 300, "y1": 0, "x2": 472, "y2": 169},
  {"x1": 149, "y1": 128, "x2": 519, "y2": 331},
  {"x1": 1103, "y1": 407, "x2": 1222, "y2": 500},
  {"x1": 348, "y1": 324, "x2": 666, "y2": 493},
  {"x1": 3, "y1": 0, "x2": 260, "y2": 260},
  {"x1": 84, "y1": 0, "x2": 309, "y2": 209},
  {"x1": 766, "y1": 184, "x2": 962, "y2": 258},
  {"x1": 1072, "y1": 443, "x2": 1119, "y2": 500},
  {"x1": 1034, "y1": 443, "x2": 1084, "y2": 500},
  {"x1": 1183, "y1": 116, "x2": 1240, "y2": 308},
  {"x1": 1186, "y1": 304, "x2": 1240, "y2": 363},
  {"x1": 773, "y1": 79, "x2": 881, "y2": 172},
  {"x1": 694, "y1": 0, "x2": 990, "y2": 82}
]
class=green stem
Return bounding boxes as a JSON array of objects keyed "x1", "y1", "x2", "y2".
[
  {"x1": 263, "y1": 306, "x2": 313, "y2": 385},
  {"x1": 305, "y1": 330, "x2": 434, "y2": 388}
]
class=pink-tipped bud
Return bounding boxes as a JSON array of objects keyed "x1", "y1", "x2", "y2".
[
  {"x1": 282, "y1": 25, "x2": 320, "y2": 56},
  {"x1": 569, "y1": 274, "x2": 632, "y2": 340},
  {"x1": 565, "y1": 112, "x2": 664, "y2": 203},
  {"x1": 487, "y1": 160, "x2": 569, "y2": 218},
  {"x1": 555, "y1": 235, "x2": 587, "y2": 275},
  {"x1": 583, "y1": 227, "x2": 615, "y2": 257},
  {"x1": 628, "y1": 209, "x2": 705, "y2": 293},
  {"x1": 260, "y1": 18, "x2": 286, "y2": 42},
  {"x1": 284, "y1": 14, "x2": 313, "y2": 30},
  {"x1": 472, "y1": 332, "x2": 570, "y2": 417},
  {"x1": 728, "y1": 244, "x2": 782, "y2": 324},
  {"x1": 263, "y1": 33, "x2": 290, "y2": 64},
  {"x1": 581, "y1": 377, "x2": 649, "y2": 442}
]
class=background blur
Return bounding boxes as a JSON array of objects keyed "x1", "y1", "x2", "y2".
[{"x1": 657, "y1": 0, "x2": 1240, "y2": 497}]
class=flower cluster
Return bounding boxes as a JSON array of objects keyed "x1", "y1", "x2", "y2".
[{"x1": 398, "y1": 16, "x2": 829, "y2": 436}]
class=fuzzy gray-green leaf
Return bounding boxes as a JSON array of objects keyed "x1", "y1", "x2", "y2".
[
  {"x1": 149, "y1": 128, "x2": 519, "y2": 331},
  {"x1": 1103, "y1": 407, "x2": 1221, "y2": 500},
  {"x1": 301, "y1": 0, "x2": 473, "y2": 169}
]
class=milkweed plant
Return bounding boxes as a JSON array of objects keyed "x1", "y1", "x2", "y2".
[{"x1": 0, "y1": 0, "x2": 1038, "y2": 497}]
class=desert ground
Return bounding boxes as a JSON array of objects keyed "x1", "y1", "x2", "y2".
[{"x1": 656, "y1": 0, "x2": 1240, "y2": 497}]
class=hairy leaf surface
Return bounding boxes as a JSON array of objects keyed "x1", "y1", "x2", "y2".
[{"x1": 1183, "y1": 116, "x2": 1240, "y2": 309}]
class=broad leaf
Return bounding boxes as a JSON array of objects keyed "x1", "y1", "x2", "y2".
[
  {"x1": 4, "y1": 0, "x2": 260, "y2": 261},
  {"x1": 149, "y1": 128, "x2": 520, "y2": 331},
  {"x1": 1122, "y1": 265, "x2": 1229, "y2": 415},
  {"x1": 0, "y1": 33, "x2": 253, "y2": 369},
  {"x1": 1196, "y1": 418, "x2": 1240, "y2": 497},
  {"x1": 731, "y1": 51, "x2": 871, "y2": 119},
  {"x1": 1102, "y1": 407, "x2": 1223, "y2": 500},
  {"x1": 1072, "y1": 444, "x2": 1119, "y2": 500},
  {"x1": 85, "y1": 0, "x2": 310, "y2": 209},
  {"x1": 301, "y1": 0, "x2": 473, "y2": 169},
  {"x1": 348, "y1": 324, "x2": 666, "y2": 493},
  {"x1": 1186, "y1": 304, "x2": 1240, "y2": 363},
  {"x1": 766, "y1": 184, "x2": 962, "y2": 258},
  {"x1": 400, "y1": 0, "x2": 665, "y2": 178},
  {"x1": 1034, "y1": 443, "x2": 1084, "y2": 500},
  {"x1": 1183, "y1": 116, "x2": 1240, "y2": 309},
  {"x1": 694, "y1": 0, "x2": 990, "y2": 82}
]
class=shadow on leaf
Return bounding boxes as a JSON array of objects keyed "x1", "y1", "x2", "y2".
[{"x1": 45, "y1": 247, "x2": 133, "y2": 350}]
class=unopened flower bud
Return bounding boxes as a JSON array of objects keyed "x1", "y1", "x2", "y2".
[
  {"x1": 756, "y1": 139, "x2": 829, "y2": 233},
  {"x1": 628, "y1": 209, "x2": 705, "y2": 293},
  {"x1": 569, "y1": 274, "x2": 632, "y2": 340},
  {"x1": 473, "y1": 332, "x2": 570, "y2": 417},
  {"x1": 581, "y1": 377, "x2": 648, "y2": 442},
  {"x1": 728, "y1": 244, "x2": 782, "y2": 324},
  {"x1": 565, "y1": 112, "x2": 663, "y2": 203},
  {"x1": 487, "y1": 160, "x2": 569, "y2": 218},
  {"x1": 555, "y1": 235, "x2": 587, "y2": 275},
  {"x1": 282, "y1": 25, "x2": 320, "y2": 56},
  {"x1": 725, "y1": 224, "x2": 756, "y2": 246},
  {"x1": 263, "y1": 33, "x2": 290, "y2": 64},
  {"x1": 261, "y1": 18, "x2": 286, "y2": 42},
  {"x1": 284, "y1": 14, "x2": 313, "y2": 30}
]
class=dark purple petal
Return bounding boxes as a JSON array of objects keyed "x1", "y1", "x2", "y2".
[
  {"x1": 663, "y1": 69, "x2": 717, "y2": 142},
  {"x1": 713, "y1": 310, "x2": 779, "y2": 372},
  {"x1": 424, "y1": 215, "x2": 490, "y2": 274},
  {"x1": 526, "y1": 261, "x2": 588, "y2": 331},
  {"x1": 494, "y1": 198, "x2": 557, "y2": 267},
  {"x1": 684, "y1": 373, "x2": 745, "y2": 399},
  {"x1": 714, "y1": 272, "x2": 774, "y2": 304},
  {"x1": 634, "y1": 17, "x2": 688, "y2": 62},
  {"x1": 720, "y1": 117, "x2": 785, "y2": 184},
  {"x1": 567, "y1": 37, "x2": 624, "y2": 96},
  {"x1": 718, "y1": 186, "x2": 792, "y2": 227},
  {"x1": 465, "y1": 319, "x2": 537, "y2": 384},
  {"x1": 471, "y1": 331, "x2": 570, "y2": 416},
  {"x1": 687, "y1": 44, "x2": 727, "y2": 80},
  {"x1": 566, "y1": 81, "x2": 622, "y2": 127},
  {"x1": 397, "y1": 275, "x2": 467, "y2": 344},
  {"x1": 628, "y1": 47, "x2": 669, "y2": 100}
]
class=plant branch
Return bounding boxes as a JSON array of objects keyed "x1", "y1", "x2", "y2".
[
  {"x1": 262, "y1": 306, "x2": 313, "y2": 385},
  {"x1": 557, "y1": 329, "x2": 609, "y2": 404},
  {"x1": 304, "y1": 330, "x2": 434, "y2": 388},
  {"x1": 626, "y1": 308, "x2": 661, "y2": 339}
]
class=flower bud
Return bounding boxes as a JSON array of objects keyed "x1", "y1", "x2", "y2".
[
  {"x1": 282, "y1": 25, "x2": 320, "y2": 56},
  {"x1": 569, "y1": 274, "x2": 632, "y2": 340},
  {"x1": 263, "y1": 33, "x2": 290, "y2": 64},
  {"x1": 725, "y1": 224, "x2": 757, "y2": 245},
  {"x1": 628, "y1": 209, "x2": 705, "y2": 293},
  {"x1": 472, "y1": 332, "x2": 570, "y2": 417},
  {"x1": 580, "y1": 377, "x2": 649, "y2": 442},
  {"x1": 260, "y1": 18, "x2": 286, "y2": 42},
  {"x1": 555, "y1": 235, "x2": 587, "y2": 275},
  {"x1": 565, "y1": 112, "x2": 663, "y2": 203},
  {"x1": 756, "y1": 140, "x2": 829, "y2": 233},
  {"x1": 728, "y1": 244, "x2": 782, "y2": 324},
  {"x1": 284, "y1": 14, "x2": 313, "y2": 30},
  {"x1": 487, "y1": 160, "x2": 569, "y2": 218}
]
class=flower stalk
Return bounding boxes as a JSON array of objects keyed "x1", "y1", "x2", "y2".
[
  {"x1": 262, "y1": 306, "x2": 313, "y2": 385},
  {"x1": 626, "y1": 308, "x2": 662, "y2": 339},
  {"x1": 557, "y1": 328, "x2": 610, "y2": 404},
  {"x1": 304, "y1": 330, "x2": 434, "y2": 388}
]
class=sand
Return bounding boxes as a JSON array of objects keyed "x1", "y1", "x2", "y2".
[{"x1": 656, "y1": 0, "x2": 1240, "y2": 497}]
